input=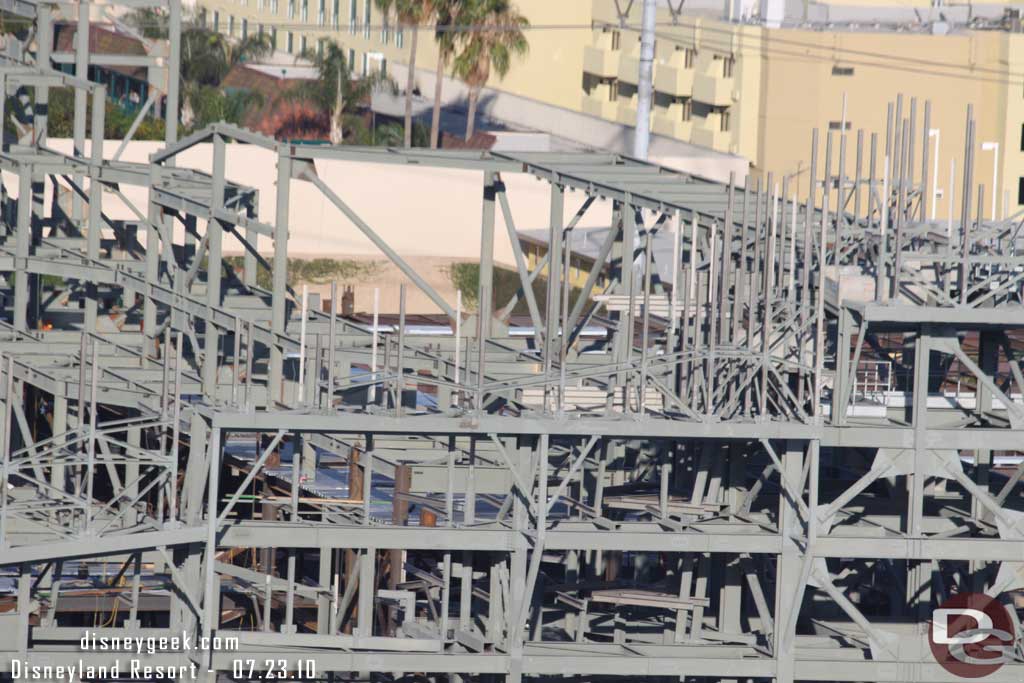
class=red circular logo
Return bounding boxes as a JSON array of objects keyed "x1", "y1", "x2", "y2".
[{"x1": 929, "y1": 592, "x2": 1014, "y2": 678}]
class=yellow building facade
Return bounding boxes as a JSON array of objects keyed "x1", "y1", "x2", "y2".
[{"x1": 199, "y1": 0, "x2": 1024, "y2": 217}]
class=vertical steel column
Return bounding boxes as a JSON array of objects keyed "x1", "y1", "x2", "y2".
[
  {"x1": 475, "y1": 171, "x2": 496, "y2": 414},
  {"x1": 145, "y1": 165, "x2": 161, "y2": 348},
  {"x1": 13, "y1": 165, "x2": 31, "y2": 331},
  {"x1": 71, "y1": 0, "x2": 89, "y2": 224},
  {"x1": 34, "y1": 7, "x2": 51, "y2": 144},
  {"x1": 51, "y1": 393, "x2": 67, "y2": 497},
  {"x1": 269, "y1": 148, "x2": 292, "y2": 400},
  {"x1": 203, "y1": 134, "x2": 226, "y2": 396},
  {"x1": 907, "y1": 325, "x2": 931, "y2": 617},
  {"x1": 959, "y1": 107, "x2": 975, "y2": 303},
  {"x1": 775, "y1": 440, "x2": 809, "y2": 683},
  {"x1": 616, "y1": 198, "x2": 637, "y2": 412},
  {"x1": 543, "y1": 183, "x2": 564, "y2": 411},
  {"x1": 202, "y1": 425, "x2": 221, "y2": 668},
  {"x1": 166, "y1": 0, "x2": 182, "y2": 145},
  {"x1": 86, "y1": 86, "x2": 105, "y2": 332}
]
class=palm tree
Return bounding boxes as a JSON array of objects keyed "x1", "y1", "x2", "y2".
[
  {"x1": 375, "y1": 0, "x2": 432, "y2": 148},
  {"x1": 280, "y1": 39, "x2": 392, "y2": 144},
  {"x1": 179, "y1": 28, "x2": 274, "y2": 127},
  {"x1": 452, "y1": 0, "x2": 528, "y2": 140},
  {"x1": 429, "y1": 0, "x2": 465, "y2": 148}
]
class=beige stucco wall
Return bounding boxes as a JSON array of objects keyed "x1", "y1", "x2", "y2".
[
  {"x1": 201, "y1": 0, "x2": 588, "y2": 112},
  {"x1": 39, "y1": 138, "x2": 620, "y2": 312},
  {"x1": 46, "y1": 138, "x2": 616, "y2": 264}
]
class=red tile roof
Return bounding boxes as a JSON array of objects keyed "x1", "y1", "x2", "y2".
[{"x1": 53, "y1": 23, "x2": 148, "y2": 81}]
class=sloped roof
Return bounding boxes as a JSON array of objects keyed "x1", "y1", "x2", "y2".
[
  {"x1": 222, "y1": 64, "x2": 324, "y2": 140},
  {"x1": 53, "y1": 23, "x2": 149, "y2": 81}
]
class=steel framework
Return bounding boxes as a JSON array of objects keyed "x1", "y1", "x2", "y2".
[{"x1": 1, "y1": 4, "x2": 1024, "y2": 683}]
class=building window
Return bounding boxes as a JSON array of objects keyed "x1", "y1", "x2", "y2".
[
  {"x1": 288, "y1": 0, "x2": 295, "y2": 19},
  {"x1": 349, "y1": 0, "x2": 357, "y2": 33},
  {"x1": 301, "y1": 35, "x2": 308, "y2": 53},
  {"x1": 380, "y1": 57, "x2": 387, "y2": 77},
  {"x1": 681, "y1": 98, "x2": 692, "y2": 121},
  {"x1": 722, "y1": 56, "x2": 735, "y2": 78},
  {"x1": 271, "y1": 26, "x2": 278, "y2": 48},
  {"x1": 333, "y1": 0, "x2": 340, "y2": 28},
  {"x1": 258, "y1": 23, "x2": 264, "y2": 35},
  {"x1": 271, "y1": 0, "x2": 278, "y2": 14},
  {"x1": 228, "y1": 14, "x2": 235, "y2": 36},
  {"x1": 720, "y1": 110, "x2": 730, "y2": 132},
  {"x1": 831, "y1": 65, "x2": 855, "y2": 76},
  {"x1": 348, "y1": 48, "x2": 355, "y2": 72},
  {"x1": 257, "y1": 0, "x2": 263, "y2": 10},
  {"x1": 362, "y1": 51, "x2": 369, "y2": 76},
  {"x1": 301, "y1": 0, "x2": 308, "y2": 22},
  {"x1": 363, "y1": 0, "x2": 371, "y2": 39},
  {"x1": 242, "y1": 18, "x2": 248, "y2": 38},
  {"x1": 213, "y1": 10, "x2": 220, "y2": 31},
  {"x1": 287, "y1": 31, "x2": 294, "y2": 53},
  {"x1": 396, "y1": 27, "x2": 404, "y2": 48},
  {"x1": 318, "y1": 0, "x2": 325, "y2": 24},
  {"x1": 611, "y1": 30, "x2": 621, "y2": 50},
  {"x1": 1020, "y1": 123, "x2": 1024, "y2": 151},
  {"x1": 318, "y1": 38, "x2": 325, "y2": 55},
  {"x1": 677, "y1": 46, "x2": 695, "y2": 68},
  {"x1": 1019, "y1": 177, "x2": 1024, "y2": 205},
  {"x1": 381, "y1": 10, "x2": 389, "y2": 43}
]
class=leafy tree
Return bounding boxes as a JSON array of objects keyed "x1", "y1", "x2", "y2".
[
  {"x1": 279, "y1": 39, "x2": 392, "y2": 144},
  {"x1": 375, "y1": 0, "x2": 433, "y2": 148},
  {"x1": 452, "y1": 0, "x2": 527, "y2": 140},
  {"x1": 43, "y1": 87, "x2": 166, "y2": 140}
]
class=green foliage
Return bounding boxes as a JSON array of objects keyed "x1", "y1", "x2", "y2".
[
  {"x1": 346, "y1": 118, "x2": 430, "y2": 146},
  {"x1": 448, "y1": 262, "x2": 481, "y2": 309},
  {"x1": 189, "y1": 85, "x2": 264, "y2": 129},
  {"x1": 0, "y1": 10, "x2": 32, "y2": 39},
  {"x1": 434, "y1": 0, "x2": 467, "y2": 59},
  {"x1": 123, "y1": 8, "x2": 170, "y2": 39},
  {"x1": 224, "y1": 256, "x2": 380, "y2": 289},
  {"x1": 374, "y1": 0, "x2": 429, "y2": 24},
  {"x1": 181, "y1": 28, "x2": 274, "y2": 89},
  {"x1": 446, "y1": 261, "x2": 589, "y2": 317},
  {"x1": 277, "y1": 38, "x2": 395, "y2": 144},
  {"x1": 178, "y1": 27, "x2": 273, "y2": 133},
  {"x1": 43, "y1": 87, "x2": 167, "y2": 140}
]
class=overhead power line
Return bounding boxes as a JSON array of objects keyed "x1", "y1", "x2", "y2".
[{"x1": 115, "y1": 14, "x2": 1024, "y2": 86}]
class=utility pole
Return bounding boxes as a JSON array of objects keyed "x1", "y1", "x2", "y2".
[{"x1": 634, "y1": 0, "x2": 656, "y2": 160}]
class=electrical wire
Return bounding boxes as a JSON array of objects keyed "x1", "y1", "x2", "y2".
[
  {"x1": 652, "y1": 28, "x2": 1024, "y2": 87},
  {"x1": 115, "y1": 13, "x2": 1024, "y2": 86}
]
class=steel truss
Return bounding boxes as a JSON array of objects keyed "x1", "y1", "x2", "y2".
[{"x1": 1, "y1": 5, "x2": 1024, "y2": 683}]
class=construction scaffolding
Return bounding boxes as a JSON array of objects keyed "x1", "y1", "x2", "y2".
[{"x1": 1, "y1": 3, "x2": 1024, "y2": 683}]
